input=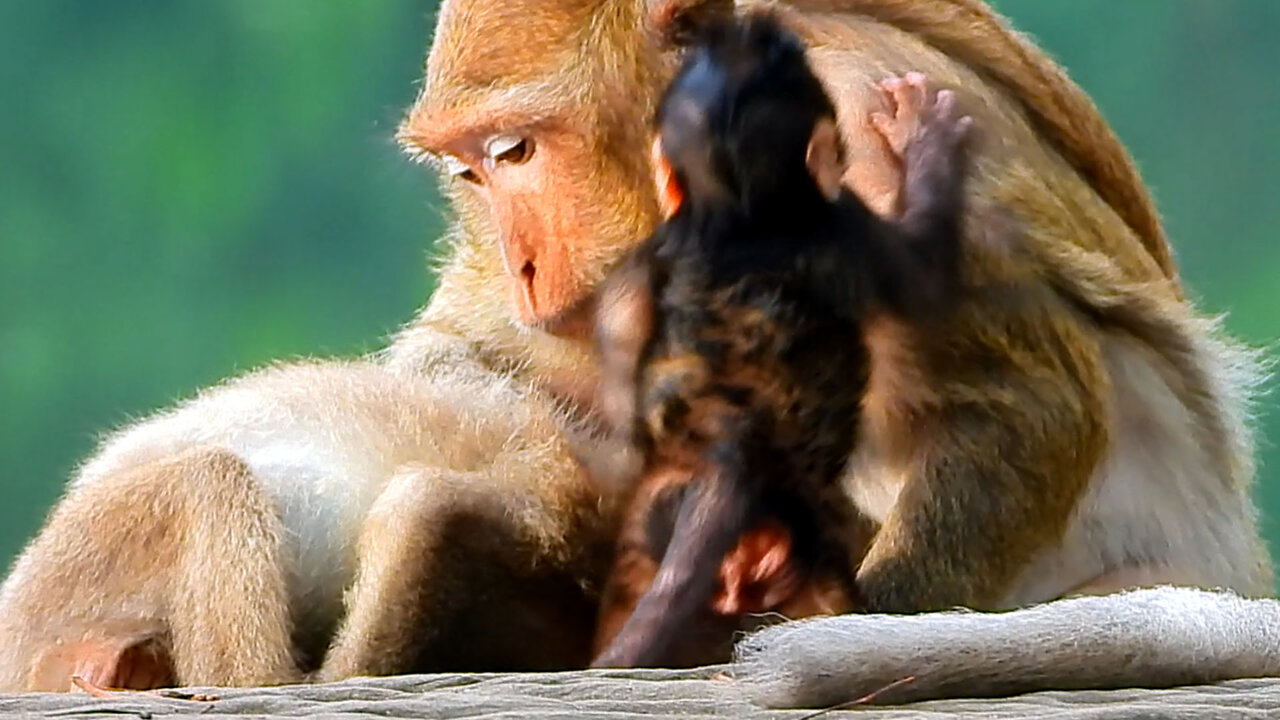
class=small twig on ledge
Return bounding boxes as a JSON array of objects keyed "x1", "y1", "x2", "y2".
[
  {"x1": 796, "y1": 675, "x2": 917, "y2": 719},
  {"x1": 47, "y1": 711, "x2": 153, "y2": 719},
  {"x1": 156, "y1": 689, "x2": 220, "y2": 702},
  {"x1": 69, "y1": 675, "x2": 219, "y2": 703},
  {"x1": 70, "y1": 675, "x2": 117, "y2": 700}
]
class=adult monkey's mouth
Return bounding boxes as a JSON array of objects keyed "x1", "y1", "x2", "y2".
[
  {"x1": 528, "y1": 289, "x2": 598, "y2": 341},
  {"x1": 528, "y1": 244, "x2": 648, "y2": 341}
]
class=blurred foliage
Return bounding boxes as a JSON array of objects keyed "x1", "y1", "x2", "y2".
[{"x1": 1, "y1": 1, "x2": 1278, "y2": 581}]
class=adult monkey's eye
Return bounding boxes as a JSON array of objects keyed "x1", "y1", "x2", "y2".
[
  {"x1": 485, "y1": 134, "x2": 532, "y2": 165},
  {"x1": 441, "y1": 154, "x2": 482, "y2": 185}
]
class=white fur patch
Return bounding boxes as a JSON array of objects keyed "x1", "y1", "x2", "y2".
[{"x1": 1004, "y1": 330, "x2": 1269, "y2": 606}]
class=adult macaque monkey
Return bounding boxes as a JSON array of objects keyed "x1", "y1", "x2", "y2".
[
  {"x1": 0, "y1": 0, "x2": 1273, "y2": 700},
  {"x1": 400, "y1": 0, "x2": 1271, "y2": 609}
]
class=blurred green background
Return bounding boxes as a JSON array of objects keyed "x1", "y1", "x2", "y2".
[{"x1": 1, "y1": 1, "x2": 1278, "y2": 582}]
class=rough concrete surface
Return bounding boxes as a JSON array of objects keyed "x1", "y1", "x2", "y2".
[{"x1": 1, "y1": 669, "x2": 1278, "y2": 719}]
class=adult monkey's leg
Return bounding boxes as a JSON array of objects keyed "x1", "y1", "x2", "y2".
[{"x1": 6, "y1": 447, "x2": 298, "y2": 691}]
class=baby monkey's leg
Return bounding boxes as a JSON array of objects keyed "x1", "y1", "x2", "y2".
[
  {"x1": 595, "y1": 465, "x2": 775, "y2": 668},
  {"x1": 592, "y1": 466, "x2": 690, "y2": 659},
  {"x1": 716, "y1": 518, "x2": 863, "y2": 619},
  {"x1": 592, "y1": 431, "x2": 762, "y2": 668}
]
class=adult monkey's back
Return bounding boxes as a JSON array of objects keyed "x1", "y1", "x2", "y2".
[{"x1": 805, "y1": 0, "x2": 1176, "y2": 279}]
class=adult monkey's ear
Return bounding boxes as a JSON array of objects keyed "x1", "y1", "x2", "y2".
[{"x1": 646, "y1": 0, "x2": 735, "y2": 46}]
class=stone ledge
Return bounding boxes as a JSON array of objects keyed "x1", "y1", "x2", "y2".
[{"x1": 2, "y1": 670, "x2": 1278, "y2": 719}]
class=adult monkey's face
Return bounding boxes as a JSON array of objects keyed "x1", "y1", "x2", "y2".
[{"x1": 397, "y1": 0, "x2": 721, "y2": 336}]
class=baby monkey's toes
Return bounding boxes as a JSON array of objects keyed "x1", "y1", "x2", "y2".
[
  {"x1": 921, "y1": 89, "x2": 975, "y2": 158},
  {"x1": 871, "y1": 72, "x2": 973, "y2": 160},
  {"x1": 712, "y1": 519, "x2": 799, "y2": 616}
]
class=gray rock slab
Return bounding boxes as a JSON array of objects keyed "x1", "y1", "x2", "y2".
[{"x1": 1, "y1": 670, "x2": 1277, "y2": 719}]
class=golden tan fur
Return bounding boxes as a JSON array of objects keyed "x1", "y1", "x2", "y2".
[
  {"x1": 0, "y1": 0, "x2": 1268, "y2": 693},
  {"x1": 0, "y1": 361, "x2": 609, "y2": 690}
]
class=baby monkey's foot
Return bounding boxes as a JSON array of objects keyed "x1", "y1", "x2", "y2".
[
  {"x1": 713, "y1": 519, "x2": 800, "y2": 615},
  {"x1": 871, "y1": 72, "x2": 973, "y2": 163}
]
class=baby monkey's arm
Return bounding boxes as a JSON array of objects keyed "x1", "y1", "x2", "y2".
[
  {"x1": 864, "y1": 73, "x2": 973, "y2": 317},
  {"x1": 804, "y1": 73, "x2": 973, "y2": 320}
]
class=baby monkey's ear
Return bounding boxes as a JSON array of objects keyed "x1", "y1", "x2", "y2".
[
  {"x1": 652, "y1": 137, "x2": 685, "y2": 218},
  {"x1": 806, "y1": 118, "x2": 846, "y2": 202},
  {"x1": 647, "y1": 0, "x2": 735, "y2": 47}
]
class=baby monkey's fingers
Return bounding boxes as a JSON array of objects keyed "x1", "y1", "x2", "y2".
[
  {"x1": 873, "y1": 73, "x2": 974, "y2": 166},
  {"x1": 870, "y1": 72, "x2": 921, "y2": 156},
  {"x1": 871, "y1": 72, "x2": 931, "y2": 157}
]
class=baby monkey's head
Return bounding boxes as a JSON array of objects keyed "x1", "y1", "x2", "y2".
[{"x1": 652, "y1": 13, "x2": 847, "y2": 218}]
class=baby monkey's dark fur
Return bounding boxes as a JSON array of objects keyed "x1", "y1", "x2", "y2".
[{"x1": 590, "y1": 14, "x2": 975, "y2": 669}]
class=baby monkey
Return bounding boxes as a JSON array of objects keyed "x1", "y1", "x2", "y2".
[{"x1": 590, "y1": 13, "x2": 975, "y2": 669}]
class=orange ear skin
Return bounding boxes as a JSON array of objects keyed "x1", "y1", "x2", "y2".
[
  {"x1": 652, "y1": 138, "x2": 685, "y2": 218},
  {"x1": 659, "y1": 166, "x2": 685, "y2": 218}
]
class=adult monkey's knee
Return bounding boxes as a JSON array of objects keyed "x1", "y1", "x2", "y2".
[
  {"x1": 0, "y1": 446, "x2": 299, "y2": 691},
  {"x1": 318, "y1": 469, "x2": 606, "y2": 677}
]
